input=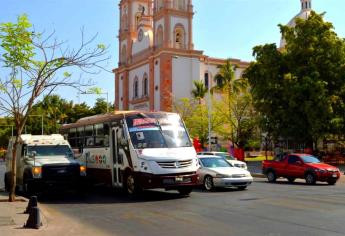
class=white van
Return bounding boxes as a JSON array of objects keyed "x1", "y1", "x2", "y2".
[{"x1": 4, "y1": 134, "x2": 86, "y2": 195}]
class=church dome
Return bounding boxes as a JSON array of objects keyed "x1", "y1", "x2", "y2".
[{"x1": 280, "y1": 0, "x2": 312, "y2": 48}]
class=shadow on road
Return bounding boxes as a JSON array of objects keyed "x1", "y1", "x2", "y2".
[
  {"x1": 38, "y1": 186, "x2": 190, "y2": 205},
  {"x1": 254, "y1": 178, "x2": 333, "y2": 186}
]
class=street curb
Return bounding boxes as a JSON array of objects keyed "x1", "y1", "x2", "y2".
[{"x1": 251, "y1": 173, "x2": 265, "y2": 178}]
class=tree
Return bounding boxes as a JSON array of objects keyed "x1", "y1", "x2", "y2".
[
  {"x1": 0, "y1": 15, "x2": 109, "y2": 201},
  {"x1": 93, "y1": 98, "x2": 110, "y2": 114},
  {"x1": 244, "y1": 12, "x2": 345, "y2": 149},
  {"x1": 213, "y1": 59, "x2": 249, "y2": 148},
  {"x1": 191, "y1": 80, "x2": 208, "y2": 104},
  {"x1": 213, "y1": 89, "x2": 257, "y2": 148},
  {"x1": 173, "y1": 97, "x2": 223, "y2": 149}
]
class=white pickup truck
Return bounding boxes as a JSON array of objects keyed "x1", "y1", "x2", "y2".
[{"x1": 4, "y1": 134, "x2": 86, "y2": 195}]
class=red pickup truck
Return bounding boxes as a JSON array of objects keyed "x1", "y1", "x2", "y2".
[{"x1": 262, "y1": 153, "x2": 341, "y2": 185}]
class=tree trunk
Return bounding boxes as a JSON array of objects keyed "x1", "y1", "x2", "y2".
[{"x1": 9, "y1": 135, "x2": 19, "y2": 202}]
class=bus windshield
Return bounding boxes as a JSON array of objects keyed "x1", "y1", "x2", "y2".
[
  {"x1": 27, "y1": 145, "x2": 73, "y2": 157},
  {"x1": 126, "y1": 113, "x2": 192, "y2": 149}
]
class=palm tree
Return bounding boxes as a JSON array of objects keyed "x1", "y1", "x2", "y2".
[
  {"x1": 213, "y1": 59, "x2": 249, "y2": 148},
  {"x1": 213, "y1": 59, "x2": 247, "y2": 94},
  {"x1": 191, "y1": 80, "x2": 208, "y2": 104}
]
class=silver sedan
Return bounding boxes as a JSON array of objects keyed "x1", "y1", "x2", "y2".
[{"x1": 197, "y1": 155, "x2": 253, "y2": 191}]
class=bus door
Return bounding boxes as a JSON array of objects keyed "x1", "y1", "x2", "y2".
[{"x1": 111, "y1": 127, "x2": 123, "y2": 187}]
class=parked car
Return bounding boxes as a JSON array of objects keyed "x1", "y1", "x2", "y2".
[
  {"x1": 197, "y1": 155, "x2": 253, "y2": 191},
  {"x1": 262, "y1": 153, "x2": 341, "y2": 185},
  {"x1": 197, "y1": 151, "x2": 247, "y2": 169}
]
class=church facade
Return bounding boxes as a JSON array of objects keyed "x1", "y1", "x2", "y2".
[{"x1": 113, "y1": 0, "x2": 249, "y2": 112}]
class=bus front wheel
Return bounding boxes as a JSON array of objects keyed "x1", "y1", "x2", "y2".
[{"x1": 124, "y1": 172, "x2": 141, "y2": 195}]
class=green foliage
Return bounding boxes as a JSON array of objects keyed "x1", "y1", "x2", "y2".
[
  {"x1": 0, "y1": 14, "x2": 35, "y2": 69},
  {"x1": 213, "y1": 90, "x2": 257, "y2": 147},
  {"x1": 174, "y1": 98, "x2": 222, "y2": 148},
  {"x1": 93, "y1": 98, "x2": 109, "y2": 114},
  {"x1": 191, "y1": 80, "x2": 208, "y2": 104},
  {"x1": 87, "y1": 87, "x2": 103, "y2": 95},
  {"x1": 245, "y1": 12, "x2": 345, "y2": 146},
  {"x1": 63, "y1": 71, "x2": 72, "y2": 78}
]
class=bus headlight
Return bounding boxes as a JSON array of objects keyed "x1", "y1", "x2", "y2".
[
  {"x1": 80, "y1": 165, "x2": 87, "y2": 176},
  {"x1": 32, "y1": 166, "x2": 42, "y2": 178}
]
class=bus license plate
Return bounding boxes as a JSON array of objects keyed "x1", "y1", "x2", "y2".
[{"x1": 175, "y1": 176, "x2": 183, "y2": 182}]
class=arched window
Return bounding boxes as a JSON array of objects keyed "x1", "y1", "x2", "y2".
[
  {"x1": 156, "y1": 25, "x2": 163, "y2": 48},
  {"x1": 121, "y1": 45, "x2": 127, "y2": 64},
  {"x1": 204, "y1": 72, "x2": 209, "y2": 90},
  {"x1": 143, "y1": 74, "x2": 148, "y2": 97},
  {"x1": 133, "y1": 77, "x2": 139, "y2": 99},
  {"x1": 174, "y1": 25, "x2": 185, "y2": 49}
]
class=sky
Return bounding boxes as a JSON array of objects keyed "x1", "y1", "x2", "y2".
[{"x1": 1, "y1": 0, "x2": 345, "y2": 107}]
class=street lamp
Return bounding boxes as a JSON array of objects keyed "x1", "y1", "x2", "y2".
[
  {"x1": 80, "y1": 91, "x2": 109, "y2": 113},
  {"x1": 206, "y1": 58, "x2": 212, "y2": 151}
]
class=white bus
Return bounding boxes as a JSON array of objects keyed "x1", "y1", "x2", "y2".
[{"x1": 60, "y1": 111, "x2": 199, "y2": 195}]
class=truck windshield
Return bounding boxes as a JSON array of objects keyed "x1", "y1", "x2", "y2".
[
  {"x1": 126, "y1": 113, "x2": 192, "y2": 149},
  {"x1": 27, "y1": 145, "x2": 73, "y2": 157}
]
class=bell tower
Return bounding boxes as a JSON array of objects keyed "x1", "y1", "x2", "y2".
[
  {"x1": 118, "y1": 0, "x2": 152, "y2": 66},
  {"x1": 300, "y1": 0, "x2": 312, "y2": 12},
  {"x1": 153, "y1": 0, "x2": 194, "y2": 50}
]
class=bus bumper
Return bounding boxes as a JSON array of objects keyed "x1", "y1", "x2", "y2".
[{"x1": 135, "y1": 172, "x2": 198, "y2": 190}]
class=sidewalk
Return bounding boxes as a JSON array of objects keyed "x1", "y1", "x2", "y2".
[{"x1": 0, "y1": 191, "x2": 43, "y2": 236}]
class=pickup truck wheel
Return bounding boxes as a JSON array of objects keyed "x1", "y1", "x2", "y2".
[
  {"x1": 305, "y1": 173, "x2": 316, "y2": 185},
  {"x1": 327, "y1": 180, "x2": 336, "y2": 185},
  {"x1": 287, "y1": 177, "x2": 295, "y2": 183},
  {"x1": 203, "y1": 176, "x2": 214, "y2": 191},
  {"x1": 266, "y1": 171, "x2": 276, "y2": 183}
]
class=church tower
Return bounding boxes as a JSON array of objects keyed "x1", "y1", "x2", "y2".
[
  {"x1": 118, "y1": 0, "x2": 153, "y2": 66},
  {"x1": 153, "y1": 0, "x2": 194, "y2": 50},
  {"x1": 280, "y1": 0, "x2": 313, "y2": 48},
  {"x1": 301, "y1": 0, "x2": 312, "y2": 12}
]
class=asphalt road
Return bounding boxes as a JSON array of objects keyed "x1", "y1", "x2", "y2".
[{"x1": 38, "y1": 178, "x2": 345, "y2": 236}]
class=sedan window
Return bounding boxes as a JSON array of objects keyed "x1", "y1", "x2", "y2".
[{"x1": 200, "y1": 158, "x2": 231, "y2": 168}]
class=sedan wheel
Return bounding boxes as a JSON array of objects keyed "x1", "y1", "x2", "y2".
[{"x1": 203, "y1": 176, "x2": 214, "y2": 191}]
